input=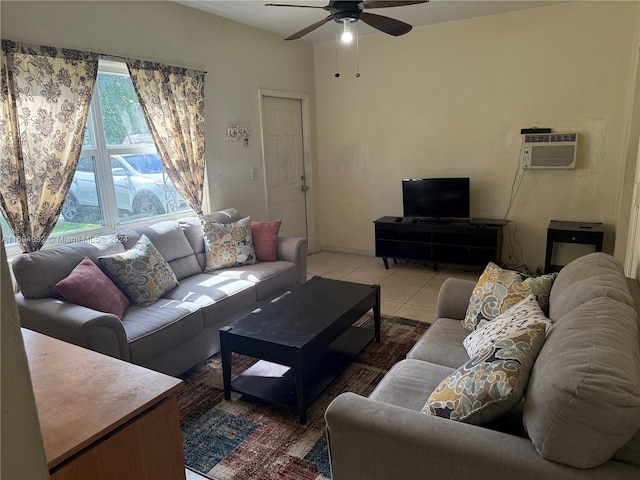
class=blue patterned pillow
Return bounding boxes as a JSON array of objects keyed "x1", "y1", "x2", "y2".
[
  {"x1": 201, "y1": 216, "x2": 256, "y2": 271},
  {"x1": 98, "y1": 234, "x2": 178, "y2": 306},
  {"x1": 422, "y1": 322, "x2": 548, "y2": 425}
]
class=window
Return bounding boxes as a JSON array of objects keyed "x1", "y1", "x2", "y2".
[{"x1": 1, "y1": 59, "x2": 190, "y2": 248}]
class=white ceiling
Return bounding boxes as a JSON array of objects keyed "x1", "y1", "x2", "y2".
[{"x1": 173, "y1": 1, "x2": 560, "y2": 44}]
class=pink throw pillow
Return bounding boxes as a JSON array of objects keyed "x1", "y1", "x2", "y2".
[
  {"x1": 56, "y1": 257, "x2": 130, "y2": 320},
  {"x1": 251, "y1": 220, "x2": 282, "y2": 262}
]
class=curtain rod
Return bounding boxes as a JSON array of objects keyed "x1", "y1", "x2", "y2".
[
  {"x1": 2, "y1": 39, "x2": 207, "y2": 74},
  {"x1": 99, "y1": 53, "x2": 207, "y2": 74}
]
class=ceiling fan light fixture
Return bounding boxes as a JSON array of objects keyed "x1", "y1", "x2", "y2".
[
  {"x1": 339, "y1": 18, "x2": 356, "y2": 44},
  {"x1": 268, "y1": 1, "x2": 428, "y2": 41}
]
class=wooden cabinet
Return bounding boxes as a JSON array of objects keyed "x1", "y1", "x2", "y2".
[
  {"x1": 23, "y1": 329, "x2": 186, "y2": 480},
  {"x1": 374, "y1": 216, "x2": 505, "y2": 269}
]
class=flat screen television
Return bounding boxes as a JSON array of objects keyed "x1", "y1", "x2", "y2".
[{"x1": 402, "y1": 177, "x2": 470, "y2": 220}]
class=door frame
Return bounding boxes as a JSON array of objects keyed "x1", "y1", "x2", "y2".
[{"x1": 258, "y1": 88, "x2": 316, "y2": 253}]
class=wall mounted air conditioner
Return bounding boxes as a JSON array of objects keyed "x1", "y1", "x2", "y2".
[{"x1": 521, "y1": 133, "x2": 578, "y2": 169}]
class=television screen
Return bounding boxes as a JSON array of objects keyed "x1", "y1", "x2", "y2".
[{"x1": 402, "y1": 177, "x2": 470, "y2": 219}]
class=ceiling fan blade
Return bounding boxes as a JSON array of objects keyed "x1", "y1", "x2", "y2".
[
  {"x1": 285, "y1": 15, "x2": 333, "y2": 40},
  {"x1": 360, "y1": 1, "x2": 428, "y2": 9},
  {"x1": 265, "y1": 3, "x2": 327, "y2": 9},
  {"x1": 359, "y1": 12, "x2": 412, "y2": 36}
]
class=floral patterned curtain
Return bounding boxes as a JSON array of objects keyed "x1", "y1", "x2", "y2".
[
  {"x1": 125, "y1": 60, "x2": 205, "y2": 214},
  {"x1": 0, "y1": 40, "x2": 98, "y2": 252}
]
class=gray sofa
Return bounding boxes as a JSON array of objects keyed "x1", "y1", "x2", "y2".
[
  {"x1": 325, "y1": 252, "x2": 640, "y2": 479},
  {"x1": 12, "y1": 208, "x2": 307, "y2": 376}
]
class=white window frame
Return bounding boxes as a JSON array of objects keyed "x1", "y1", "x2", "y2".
[{"x1": 3, "y1": 59, "x2": 193, "y2": 259}]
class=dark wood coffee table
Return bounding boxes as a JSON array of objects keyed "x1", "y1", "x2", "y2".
[{"x1": 219, "y1": 276, "x2": 381, "y2": 424}]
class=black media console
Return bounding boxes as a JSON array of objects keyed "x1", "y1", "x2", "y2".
[{"x1": 374, "y1": 216, "x2": 507, "y2": 269}]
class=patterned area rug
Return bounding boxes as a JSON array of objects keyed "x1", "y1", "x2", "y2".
[{"x1": 177, "y1": 314, "x2": 429, "y2": 480}]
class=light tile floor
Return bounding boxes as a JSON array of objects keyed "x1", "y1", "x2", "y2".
[{"x1": 307, "y1": 251, "x2": 483, "y2": 324}]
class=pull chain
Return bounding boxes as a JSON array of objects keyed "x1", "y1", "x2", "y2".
[
  {"x1": 335, "y1": 22, "x2": 340, "y2": 78},
  {"x1": 356, "y1": 20, "x2": 361, "y2": 78}
]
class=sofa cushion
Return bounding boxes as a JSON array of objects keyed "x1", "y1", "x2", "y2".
[
  {"x1": 211, "y1": 261, "x2": 297, "y2": 300},
  {"x1": 179, "y1": 217, "x2": 208, "y2": 269},
  {"x1": 11, "y1": 235, "x2": 125, "y2": 298},
  {"x1": 162, "y1": 273, "x2": 257, "y2": 328},
  {"x1": 463, "y1": 295, "x2": 551, "y2": 358},
  {"x1": 201, "y1": 216, "x2": 256, "y2": 271},
  {"x1": 55, "y1": 257, "x2": 130, "y2": 320},
  {"x1": 548, "y1": 252, "x2": 634, "y2": 321},
  {"x1": 406, "y1": 317, "x2": 470, "y2": 368},
  {"x1": 612, "y1": 428, "x2": 640, "y2": 467},
  {"x1": 523, "y1": 295, "x2": 640, "y2": 469},
  {"x1": 122, "y1": 298, "x2": 203, "y2": 365},
  {"x1": 462, "y1": 262, "x2": 556, "y2": 332},
  {"x1": 200, "y1": 208, "x2": 242, "y2": 224},
  {"x1": 423, "y1": 323, "x2": 547, "y2": 425},
  {"x1": 99, "y1": 234, "x2": 179, "y2": 306},
  {"x1": 119, "y1": 220, "x2": 201, "y2": 280},
  {"x1": 369, "y1": 359, "x2": 455, "y2": 411},
  {"x1": 251, "y1": 220, "x2": 281, "y2": 262}
]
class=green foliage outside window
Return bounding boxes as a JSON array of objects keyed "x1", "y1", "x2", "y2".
[{"x1": 97, "y1": 73, "x2": 150, "y2": 145}]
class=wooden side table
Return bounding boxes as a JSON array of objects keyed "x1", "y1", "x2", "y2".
[
  {"x1": 23, "y1": 328, "x2": 187, "y2": 480},
  {"x1": 544, "y1": 220, "x2": 604, "y2": 273}
]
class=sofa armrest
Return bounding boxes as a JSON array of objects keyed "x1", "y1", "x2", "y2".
[
  {"x1": 276, "y1": 237, "x2": 307, "y2": 285},
  {"x1": 15, "y1": 293, "x2": 130, "y2": 361},
  {"x1": 436, "y1": 277, "x2": 476, "y2": 320},
  {"x1": 325, "y1": 393, "x2": 635, "y2": 480}
]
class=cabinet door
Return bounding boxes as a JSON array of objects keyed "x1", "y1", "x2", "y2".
[{"x1": 51, "y1": 397, "x2": 185, "y2": 480}]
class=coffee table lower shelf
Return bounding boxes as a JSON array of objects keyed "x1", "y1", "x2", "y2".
[{"x1": 229, "y1": 326, "x2": 373, "y2": 421}]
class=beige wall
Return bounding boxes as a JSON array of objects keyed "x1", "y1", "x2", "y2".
[
  {"x1": 0, "y1": 0, "x2": 316, "y2": 220},
  {"x1": 314, "y1": 1, "x2": 640, "y2": 271}
]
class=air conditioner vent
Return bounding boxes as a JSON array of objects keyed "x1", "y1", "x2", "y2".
[
  {"x1": 521, "y1": 133, "x2": 578, "y2": 169},
  {"x1": 524, "y1": 133, "x2": 577, "y2": 143}
]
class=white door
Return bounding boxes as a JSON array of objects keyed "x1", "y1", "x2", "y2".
[
  {"x1": 625, "y1": 134, "x2": 640, "y2": 278},
  {"x1": 261, "y1": 96, "x2": 307, "y2": 239}
]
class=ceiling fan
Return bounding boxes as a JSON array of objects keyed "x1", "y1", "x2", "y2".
[{"x1": 265, "y1": 1, "x2": 429, "y2": 41}]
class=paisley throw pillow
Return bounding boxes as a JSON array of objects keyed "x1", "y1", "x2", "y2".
[
  {"x1": 422, "y1": 322, "x2": 548, "y2": 425},
  {"x1": 98, "y1": 234, "x2": 178, "y2": 306},
  {"x1": 462, "y1": 262, "x2": 556, "y2": 332},
  {"x1": 201, "y1": 216, "x2": 256, "y2": 271}
]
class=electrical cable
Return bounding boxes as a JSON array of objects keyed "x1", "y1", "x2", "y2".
[
  {"x1": 501, "y1": 136, "x2": 530, "y2": 273},
  {"x1": 504, "y1": 220, "x2": 528, "y2": 273},
  {"x1": 504, "y1": 136, "x2": 527, "y2": 220}
]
